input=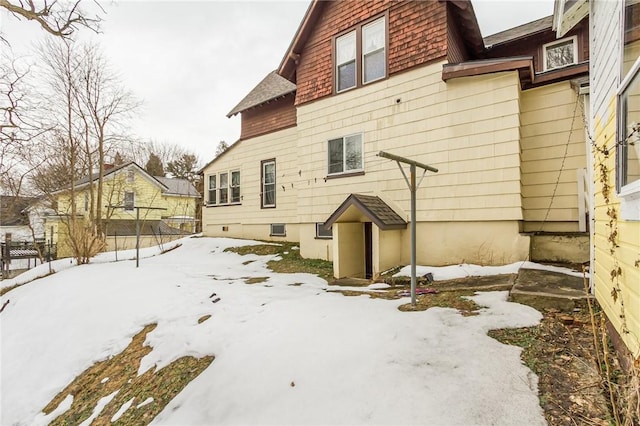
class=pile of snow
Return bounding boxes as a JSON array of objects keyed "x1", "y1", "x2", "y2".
[
  {"x1": 394, "y1": 260, "x2": 586, "y2": 280},
  {"x1": 1, "y1": 236, "x2": 546, "y2": 425}
]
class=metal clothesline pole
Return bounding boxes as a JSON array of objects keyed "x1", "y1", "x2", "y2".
[
  {"x1": 377, "y1": 151, "x2": 438, "y2": 306},
  {"x1": 106, "y1": 205, "x2": 166, "y2": 268}
]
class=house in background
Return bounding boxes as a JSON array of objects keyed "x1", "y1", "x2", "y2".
[
  {"x1": 0, "y1": 196, "x2": 54, "y2": 243},
  {"x1": 48, "y1": 162, "x2": 200, "y2": 258},
  {"x1": 202, "y1": 0, "x2": 590, "y2": 280},
  {"x1": 554, "y1": 0, "x2": 640, "y2": 360}
]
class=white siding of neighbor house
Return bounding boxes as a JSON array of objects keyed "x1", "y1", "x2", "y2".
[
  {"x1": 520, "y1": 81, "x2": 587, "y2": 232},
  {"x1": 295, "y1": 62, "x2": 524, "y2": 224}
]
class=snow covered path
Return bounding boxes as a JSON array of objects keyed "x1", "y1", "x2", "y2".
[{"x1": 1, "y1": 237, "x2": 545, "y2": 425}]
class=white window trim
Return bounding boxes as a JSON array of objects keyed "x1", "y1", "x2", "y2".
[
  {"x1": 207, "y1": 175, "x2": 217, "y2": 205},
  {"x1": 230, "y1": 170, "x2": 241, "y2": 204},
  {"x1": 315, "y1": 222, "x2": 333, "y2": 239},
  {"x1": 336, "y1": 30, "x2": 357, "y2": 93},
  {"x1": 542, "y1": 35, "x2": 578, "y2": 71},
  {"x1": 617, "y1": 56, "x2": 640, "y2": 220},
  {"x1": 270, "y1": 223, "x2": 286, "y2": 237},
  {"x1": 362, "y1": 17, "x2": 386, "y2": 85},
  {"x1": 327, "y1": 133, "x2": 365, "y2": 176},
  {"x1": 206, "y1": 170, "x2": 241, "y2": 206},
  {"x1": 262, "y1": 160, "x2": 276, "y2": 208}
]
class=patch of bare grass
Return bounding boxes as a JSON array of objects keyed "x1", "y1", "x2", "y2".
[
  {"x1": 397, "y1": 290, "x2": 481, "y2": 315},
  {"x1": 43, "y1": 323, "x2": 213, "y2": 425},
  {"x1": 245, "y1": 277, "x2": 269, "y2": 284},
  {"x1": 226, "y1": 242, "x2": 334, "y2": 281}
]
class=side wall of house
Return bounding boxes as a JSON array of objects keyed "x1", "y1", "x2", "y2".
[
  {"x1": 520, "y1": 81, "x2": 587, "y2": 232},
  {"x1": 201, "y1": 126, "x2": 300, "y2": 242},
  {"x1": 296, "y1": 62, "x2": 530, "y2": 266},
  {"x1": 591, "y1": 0, "x2": 640, "y2": 356},
  {"x1": 57, "y1": 172, "x2": 166, "y2": 222}
]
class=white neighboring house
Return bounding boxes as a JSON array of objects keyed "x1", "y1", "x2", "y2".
[{"x1": 0, "y1": 196, "x2": 55, "y2": 243}]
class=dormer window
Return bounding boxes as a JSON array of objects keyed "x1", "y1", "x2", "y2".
[
  {"x1": 543, "y1": 36, "x2": 577, "y2": 71},
  {"x1": 334, "y1": 15, "x2": 387, "y2": 93}
]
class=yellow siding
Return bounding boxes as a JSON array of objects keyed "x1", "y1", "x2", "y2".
[
  {"x1": 593, "y1": 97, "x2": 640, "y2": 357},
  {"x1": 296, "y1": 63, "x2": 524, "y2": 224},
  {"x1": 201, "y1": 126, "x2": 299, "y2": 240},
  {"x1": 520, "y1": 82, "x2": 587, "y2": 231}
]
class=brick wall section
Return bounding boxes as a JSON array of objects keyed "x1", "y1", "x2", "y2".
[
  {"x1": 240, "y1": 94, "x2": 296, "y2": 140},
  {"x1": 295, "y1": 0, "x2": 447, "y2": 106}
]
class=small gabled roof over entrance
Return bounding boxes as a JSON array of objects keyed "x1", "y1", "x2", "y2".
[{"x1": 324, "y1": 194, "x2": 407, "y2": 231}]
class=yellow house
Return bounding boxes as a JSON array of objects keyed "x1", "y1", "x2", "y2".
[
  {"x1": 554, "y1": 0, "x2": 640, "y2": 360},
  {"x1": 202, "y1": 1, "x2": 591, "y2": 281},
  {"x1": 49, "y1": 162, "x2": 200, "y2": 257}
]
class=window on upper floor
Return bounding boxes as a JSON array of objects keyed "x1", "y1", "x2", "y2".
[
  {"x1": 261, "y1": 159, "x2": 276, "y2": 208},
  {"x1": 206, "y1": 170, "x2": 241, "y2": 206},
  {"x1": 543, "y1": 36, "x2": 577, "y2": 71},
  {"x1": 617, "y1": 0, "x2": 640, "y2": 220},
  {"x1": 124, "y1": 191, "x2": 134, "y2": 211},
  {"x1": 334, "y1": 15, "x2": 387, "y2": 93},
  {"x1": 126, "y1": 169, "x2": 135, "y2": 183},
  {"x1": 328, "y1": 133, "x2": 364, "y2": 176}
]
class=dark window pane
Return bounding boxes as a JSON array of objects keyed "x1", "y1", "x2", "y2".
[
  {"x1": 219, "y1": 188, "x2": 228, "y2": 204},
  {"x1": 208, "y1": 190, "x2": 216, "y2": 204},
  {"x1": 328, "y1": 138, "x2": 344, "y2": 174},
  {"x1": 345, "y1": 135, "x2": 362, "y2": 170},
  {"x1": 264, "y1": 184, "x2": 275, "y2": 206}
]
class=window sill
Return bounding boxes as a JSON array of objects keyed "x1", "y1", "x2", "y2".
[
  {"x1": 326, "y1": 170, "x2": 365, "y2": 180},
  {"x1": 314, "y1": 236, "x2": 333, "y2": 240},
  {"x1": 619, "y1": 181, "x2": 640, "y2": 221},
  {"x1": 205, "y1": 203, "x2": 242, "y2": 208},
  {"x1": 261, "y1": 205, "x2": 276, "y2": 209}
]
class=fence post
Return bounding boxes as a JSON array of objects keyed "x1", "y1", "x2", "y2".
[{"x1": 4, "y1": 233, "x2": 12, "y2": 274}]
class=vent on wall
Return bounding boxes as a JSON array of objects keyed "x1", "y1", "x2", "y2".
[
  {"x1": 222, "y1": 226, "x2": 228, "y2": 232},
  {"x1": 270, "y1": 223, "x2": 286, "y2": 237}
]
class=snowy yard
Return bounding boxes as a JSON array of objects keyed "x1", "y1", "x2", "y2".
[{"x1": 1, "y1": 236, "x2": 547, "y2": 425}]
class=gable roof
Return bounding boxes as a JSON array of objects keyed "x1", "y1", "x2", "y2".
[
  {"x1": 155, "y1": 177, "x2": 200, "y2": 197},
  {"x1": 227, "y1": 71, "x2": 297, "y2": 117},
  {"x1": 54, "y1": 162, "x2": 168, "y2": 194},
  {"x1": 324, "y1": 194, "x2": 407, "y2": 231},
  {"x1": 484, "y1": 15, "x2": 553, "y2": 48}
]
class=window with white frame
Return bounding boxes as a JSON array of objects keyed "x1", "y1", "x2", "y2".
[
  {"x1": 230, "y1": 171, "x2": 241, "y2": 203},
  {"x1": 124, "y1": 191, "x2": 134, "y2": 211},
  {"x1": 362, "y1": 18, "x2": 386, "y2": 83},
  {"x1": 126, "y1": 169, "x2": 135, "y2": 183},
  {"x1": 328, "y1": 134, "x2": 364, "y2": 175},
  {"x1": 315, "y1": 223, "x2": 333, "y2": 239},
  {"x1": 335, "y1": 16, "x2": 386, "y2": 93},
  {"x1": 270, "y1": 223, "x2": 286, "y2": 237},
  {"x1": 219, "y1": 172, "x2": 228, "y2": 204},
  {"x1": 261, "y1": 159, "x2": 276, "y2": 208},
  {"x1": 336, "y1": 31, "x2": 356, "y2": 92},
  {"x1": 206, "y1": 171, "x2": 241, "y2": 206},
  {"x1": 543, "y1": 36, "x2": 577, "y2": 71},
  {"x1": 617, "y1": 0, "x2": 640, "y2": 220},
  {"x1": 208, "y1": 175, "x2": 216, "y2": 205}
]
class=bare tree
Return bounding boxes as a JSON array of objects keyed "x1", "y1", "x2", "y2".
[
  {"x1": 215, "y1": 140, "x2": 229, "y2": 157},
  {"x1": 0, "y1": 0, "x2": 101, "y2": 38},
  {"x1": 29, "y1": 38, "x2": 138, "y2": 263}
]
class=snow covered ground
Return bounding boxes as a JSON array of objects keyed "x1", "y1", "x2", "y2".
[{"x1": 1, "y1": 236, "x2": 550, "y2": 425}]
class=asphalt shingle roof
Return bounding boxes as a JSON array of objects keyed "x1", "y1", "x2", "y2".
[
  {"x1": 484, "y1": 15, "x2": 553, "y2": 47},
  {"x1": 227, "y1": 71, "x2": 296, "y2": 117},
  {"x1": 324, "y1": 194, "x2": 407, "y2": 231}
]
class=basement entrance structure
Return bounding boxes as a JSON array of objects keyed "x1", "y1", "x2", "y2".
[{"x1": 323, "y1": 194, "x2": 407, "y2": 280}]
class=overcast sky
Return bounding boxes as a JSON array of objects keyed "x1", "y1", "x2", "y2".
[{"x1": 1, "y1": 0, "x2": 553, "y2": 165}]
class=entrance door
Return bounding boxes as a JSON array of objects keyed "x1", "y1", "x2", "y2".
[{"x1": 364, "y1": 222, "x2": 373, "y2": 279}]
